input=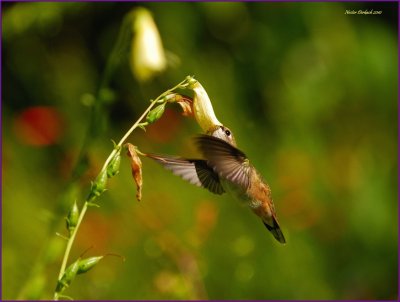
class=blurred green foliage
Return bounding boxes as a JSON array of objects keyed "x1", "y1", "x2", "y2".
[{"x1": 2, "y1": 2, "x2": 398, "y2": 300}]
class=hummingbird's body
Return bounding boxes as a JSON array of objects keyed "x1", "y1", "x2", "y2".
[{"x1": 146, "y1": 126, "x2": 286, "y2": 244}]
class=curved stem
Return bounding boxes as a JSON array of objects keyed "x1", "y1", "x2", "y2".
[
  {"x1": 54, "y1": 77, "x2": 191, "y2": 300},
  {"x1": 56, "y1": 203, "x2": 88, "y2": 282}
]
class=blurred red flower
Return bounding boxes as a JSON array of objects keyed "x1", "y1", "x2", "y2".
[{"x1": 14, "y1": 106, "x2": 63, "y2": 146}]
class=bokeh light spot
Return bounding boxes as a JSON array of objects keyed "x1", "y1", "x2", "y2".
[
  {"x1": 235, "y1": 261, "x2": 255, "y2": 283},
  {"x1": 13, "y1": 106, "x2": 63, "y2": 146},
  {"x1": 233, "y1": 235, "x2": 255, "y2": 257}
]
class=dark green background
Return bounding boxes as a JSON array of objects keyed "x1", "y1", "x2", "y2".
[{"x1": 2, "y1": 2, "x2": 398, "y2": 300}]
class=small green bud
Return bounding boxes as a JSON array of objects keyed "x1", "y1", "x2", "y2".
[
  {"x1": 77, "y1": 256, "x2": 104, "y2": 274},
  {"x1": 146, "y1": 103, "x2": 165, "y2": 124},
  {"x1": 88, "y1": 169, "x2": 108, "y2": 200},
  {"x1": 66, "y1": 201, "x2": 79, "y2": 235},
  {"x1": 186, "y1": 75, "x2": 198, "y2": 88},
  {"x1": 137, "y1": 122, "x2": 148, "y2": 131},
  {"x1": 55, "y1": 259, "x2": 79, "y2": 293},
  {"x1": 164, "y1": 93, "x2": 180, "y2": 103},
  {"x1": 107, "y1": 150, "x2": 121, "y2": 178}
]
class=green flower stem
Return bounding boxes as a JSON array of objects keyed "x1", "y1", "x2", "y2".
[
  {"x1": 18, "y1": 18, "x2": 132, "y2": 298},
  {"x1": 54, "y1": 77, "x2": 192, "y2": 300}
]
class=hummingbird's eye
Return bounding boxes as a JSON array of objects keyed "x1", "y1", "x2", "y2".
[{"x1": 225, "y1": 129, "x2": 231, "y2": 136}]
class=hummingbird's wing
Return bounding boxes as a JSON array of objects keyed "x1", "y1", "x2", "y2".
[
  {"x1": 146, "y1": 153, "x2": 225, "y2": 195},
  {"x1": 195, "y1": 135, "x2": 252, "y2": 190}
]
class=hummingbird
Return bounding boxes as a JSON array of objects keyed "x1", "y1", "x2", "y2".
[{"x1": 146, "y1": 125, "x2": 286, "y2": 244}]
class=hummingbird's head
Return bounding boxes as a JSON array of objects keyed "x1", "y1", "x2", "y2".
[{"x1": 208, "y1": 125, "x2": 236, "y2": 147}]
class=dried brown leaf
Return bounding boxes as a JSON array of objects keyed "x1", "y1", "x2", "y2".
[
  {"x1": 125, "y1": 143, "x2": 143, "y2": 201},
  {"x1": 177, "y1": 97, "x2": 193, "y2": 117}
]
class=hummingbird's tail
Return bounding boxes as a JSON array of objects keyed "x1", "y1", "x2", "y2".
[{"x1": 263, "y1": 216, "x2": 286, "y2": 244}]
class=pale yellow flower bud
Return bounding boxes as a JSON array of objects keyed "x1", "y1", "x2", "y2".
[
  {"x1": 130, "y1": 8, "x2": 166, "y2": 82},
  {"x1": 191, "y1": 81, "x2": 222, "y2": 134}
]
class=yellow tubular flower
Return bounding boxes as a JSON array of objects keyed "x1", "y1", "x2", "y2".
[
  {"x1": 130, "y1": 8, "x2": 166, "y2": 82},
  {"x1": 191, "y1": 81, "x2": 222, "y2": 134}
]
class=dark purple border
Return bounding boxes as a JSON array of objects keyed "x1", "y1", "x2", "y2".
[
  {"x1": 1, "y1": 1, "x2": 3, "y2": 300},
  {"x1": 397, "y1": 1, "x2": 400, "y2": 300},
  {"x1": 0, "y1": 0, "x2": 399, "y2": 2}
]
